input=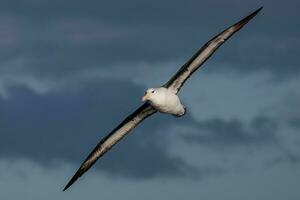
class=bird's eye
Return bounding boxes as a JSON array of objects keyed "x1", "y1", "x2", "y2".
[{"x1": 151, "y1": 90, "x2": 155, "y2": 93}]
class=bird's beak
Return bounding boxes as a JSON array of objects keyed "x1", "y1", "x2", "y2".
[{"x1": 142, "y1": 94, "x2": 149, "y2": 102}]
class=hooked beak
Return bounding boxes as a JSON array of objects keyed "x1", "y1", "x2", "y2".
[{"x1": 142, "y1": 94, "x2": 150, "y2": 102}]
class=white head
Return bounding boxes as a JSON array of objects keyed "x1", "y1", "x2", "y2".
[{"x1": 142, "y1": 88, "x2": 158, "y2": 102}]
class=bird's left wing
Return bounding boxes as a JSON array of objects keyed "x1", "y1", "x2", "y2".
[
  {"x1": 164, "y1": 7, "x2": 263, "y2": 93},
  {"x1": 63, "y1": 103, "x2": 156, "y2": 191}
]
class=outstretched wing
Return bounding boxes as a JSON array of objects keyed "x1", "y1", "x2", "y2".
[
  {"x1": 63, "y1": 103, "x2": 156, "y2": 191},
  {"x1": 164, "y1": 7, "x2": 263, "y2": 93}
]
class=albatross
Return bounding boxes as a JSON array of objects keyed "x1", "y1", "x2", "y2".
[{"x1": 63, "y1": 7, "x2": 263, "y2": 191}]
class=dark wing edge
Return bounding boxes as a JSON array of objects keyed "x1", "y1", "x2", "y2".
[
  {"x1": 163, "y1": 7, "x2": 263, "y2": 93},
  {"x1": 63, "y1": 103, "x2": 156, "y2": 191}
]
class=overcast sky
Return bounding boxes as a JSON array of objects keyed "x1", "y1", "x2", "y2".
[{"x1": 0, "y1": 0, "x2": 299, "y2": 199}]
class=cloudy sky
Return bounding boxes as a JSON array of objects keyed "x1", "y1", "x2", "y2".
[{"x1": 0, "y1": 0, "x2": 299, "y2": 199}]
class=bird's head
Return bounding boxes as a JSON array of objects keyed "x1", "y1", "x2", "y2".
[{"x1": 142, "y1": 88, "x2": 157, "y2": 102}]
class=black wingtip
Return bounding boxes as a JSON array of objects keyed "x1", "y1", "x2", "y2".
[
  {"x1": 62, "y1": 180, "x2": 73, "y2": 192},
  {"x1": 256, "y1": 6, "x2": 264, "y2": 12},
  {"x1": 244, "y1": 6, "x2": 263, "y2": 21},
  {"x1": 254, "y1": 6, "x2": 264, "y2": 16},
  {"x1": 250, "y1": 6, "x2": 264, "y2": 18},
  {"x1": 63, "y1": 173, "x2": 80, "y2": 192},
  {"x1": 233, "y1": 6, "x2": 263, "y2": 30}
]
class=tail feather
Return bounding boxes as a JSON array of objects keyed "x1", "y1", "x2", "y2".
[{"x1": 172, "y1": 106, "x2": 186, "y2": 117}]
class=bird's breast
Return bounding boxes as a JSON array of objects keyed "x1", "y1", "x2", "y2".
[{"x1": 149, "y1": 92, "x2": 185, "y2": 116}]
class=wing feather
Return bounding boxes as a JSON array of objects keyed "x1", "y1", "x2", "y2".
[
  {"x1": 164, "y1": 7, "x2": 263, "y2": 93},
  {"x1": 63, "y1": 103, "x2": 156, "y2": 191}
]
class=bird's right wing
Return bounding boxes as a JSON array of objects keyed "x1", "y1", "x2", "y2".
[{"x1": 63, "y1": 103, "x2": 156, "y2": 191}]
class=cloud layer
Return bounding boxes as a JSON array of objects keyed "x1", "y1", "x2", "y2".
[{"x1": 0, "y1": 0, "x2": 299, "y2": 199}]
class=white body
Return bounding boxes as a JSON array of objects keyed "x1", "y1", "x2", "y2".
[{"x1": 143, "y1": 87, "x2": 186, "y2": 117}]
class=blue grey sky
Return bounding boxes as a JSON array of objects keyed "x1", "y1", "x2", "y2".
[{"x1": 0, "y1": 0, "x2": 299, "y2": 199}]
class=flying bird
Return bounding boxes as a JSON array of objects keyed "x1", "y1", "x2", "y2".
[{"x1": 63, "y1": 7, "x2": 262, "y2": 191}]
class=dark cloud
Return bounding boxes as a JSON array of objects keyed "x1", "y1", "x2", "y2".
[
  {"x1": 278, "y1": 93, "x2": 300, "y2": 129},
  {"x1": 183, "y1": 115, "x2": 278, "y2": 149},
  {"x1": 0, "y1": 80, "x2": 196, "y2": 179},
  {"x1": 0, "y1": 77, "x2": 283, "y2": 180},
  {"x1": 0, "y1": 77, "x2": 297, "y2": 182},
  {"x1": 286, "y1": 111, "x2": 300, "y2": 130},
  {"x1": 0, "y1": 0, "x2": 299, "y2": 81},
  {"x1": 289, "y1": 120, "x2": 300, "y2": 129}
]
